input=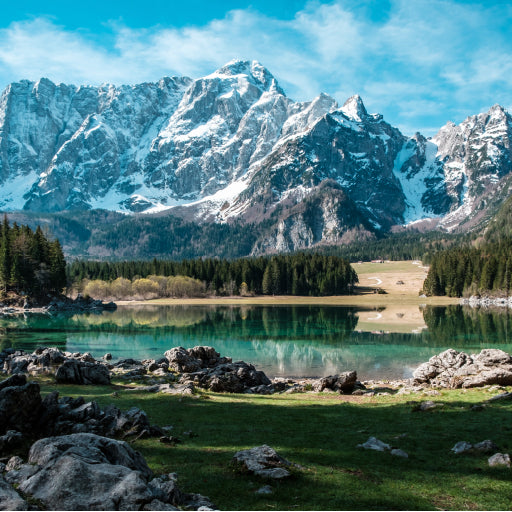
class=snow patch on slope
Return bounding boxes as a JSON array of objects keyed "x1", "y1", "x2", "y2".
[
  {"x1": 0, "y1": 171, "x2": 39, "y2": 210},
  {"x1": 393, "y1": 139, "x2": 443, "y2": 223}
]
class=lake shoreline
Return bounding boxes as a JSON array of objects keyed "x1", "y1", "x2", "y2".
[{"x1": 115, "y1": 292, "x2": 460, "y2": 307}]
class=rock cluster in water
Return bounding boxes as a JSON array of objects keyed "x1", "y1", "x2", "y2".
[
  {"x1": 1, "y1": 345, "x2": 364, "y2": 396},
  {"x1": 460, "y1": 295, "x2": 512, "y2": 308},
  {"x1": 0, "y1": 294, "x2": 116, "y2": 316}
]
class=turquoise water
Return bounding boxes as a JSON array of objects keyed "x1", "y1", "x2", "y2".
[{"x1": 2, "y1": 304, "x2": 512, "y2": 380}]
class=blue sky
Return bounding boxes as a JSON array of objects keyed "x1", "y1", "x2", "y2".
[{"x1": 0, "y1": 0, "x2": 510, "y2": 135}]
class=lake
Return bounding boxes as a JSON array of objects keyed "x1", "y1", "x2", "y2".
[{"x1": 2, "y1": 304, "x2": 512, "y2": 380}]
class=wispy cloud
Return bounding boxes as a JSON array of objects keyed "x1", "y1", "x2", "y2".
[{"x1": 0, "y1": 1, "x2": 510, "y2": 136}]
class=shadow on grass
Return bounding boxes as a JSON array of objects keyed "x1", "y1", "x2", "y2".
[
  {"x1": 39, "y1": 382, "x2": 512, "y2": 510},
  {"x1": 133, "y1": 393, "x2": 512, "y2": 510}
]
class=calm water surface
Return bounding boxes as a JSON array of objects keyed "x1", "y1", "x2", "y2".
[{"x1": 2, "y1": 304, "x2": 512, "y2": 380}]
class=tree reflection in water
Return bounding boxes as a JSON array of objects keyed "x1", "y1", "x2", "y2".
[{"x1": 1, "y1": 305, "x2": 512, "y2": 380}]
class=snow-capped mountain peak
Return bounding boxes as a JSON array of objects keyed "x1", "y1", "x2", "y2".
[
  {"x1": 341, "y1": 94, "x2": 368, "y2": 122},
  {"x1": 0, "y1": 62, "x2": 511, "y2": 254}
]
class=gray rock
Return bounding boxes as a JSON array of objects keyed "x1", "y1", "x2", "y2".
[
  {"x1": 413, "y1": 349, "x2": 512, "y2": 388},
  {"x1": 451, "y1": 441, "x2": 473, "y2": 454},
  {"x1": 233, "y1": 445, "x2": 292, "y2": 479},
  {"x1": 5, "y1": 456, "x2": 24, "y2": 472},
  {"x1": 28, "y1": 433, "x2": 152, "y2": 477},
  {"x1": 55, "y1": 360, "x2": 111, "y2": 385},
  {"x1": 414, "y1": 400, "x2": 440, "y2": 411},
  {"x1": 255, "y1": 485, "x2": 274, "y2": 495},
  {"x1": 488, "y1": 453, "x2": 511, "y2": 468},
  {"x1": 0, "y1": 380, "x2": 42, "y2": 435},
  {"x1": 312, "y1": 371, "x2": 358, "y2": 394},
  {"x1": 142, "y1": 499, "x2": 179, "y2": 510},
  {"x1": 165, "y1": 346, "x2": 230, "y2": 374},
  {"x1": 149, "y1": 473, "x2": 182, "y2": 505},
  {"x1": 474, "y1": 440, "x2": 499, "y2": 453},
  {"x1": 4, "y1": 463, "x2": 39, "y2": 486},
  {"x1": 357, "y1": 436, "x2": 391, "y2": 452},
  {"x1": 183, "y1": 493, "x2": 217, "y2": 511},
  {"x1": 167, "y1": 347, "x2": 270, "y2": 394},
  {"x1": 0, "y1": 431, "x2": 23, "y2": 453},
  {"x1": 0, "y1": 475, "x2": 28, "y2": 511},
  {"x1": 33, "y1": 347, "x2": 66, "y2": 367},
  {"x1": 0, "y1": 374, "x2": 27, "y2": 391},
  {"x1": 18, "y1": 433, "x2": 155, "y2": 510},
  {"x1": 390, "y1": 449, "x2": 408, "y2": 458}
]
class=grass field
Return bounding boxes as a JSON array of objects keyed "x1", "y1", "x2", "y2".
[
  {"x1": 117, "y1": 261, "x2": 459, "y2": 307},
  {"x1": 39, "y1": 381, "x2": 512, "y2": 511}
]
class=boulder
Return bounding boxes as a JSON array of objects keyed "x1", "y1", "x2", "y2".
[
  {"x1": 7, "y1": 433, "x2": 213, "y2": 511},
  {"x1": 0, "y1": 377, "x2": 42, "y2": 435},
  {"x1": 488, "y1": 453, "x2": 511, "y2": 468},
  {"x1": 183, "y1": 361, "x2": 271, "y2": 393},
  {"x1": 5, "y1": 456, "x2": 24, "y2": 472},
  {"x1": 55, "y1": 360, "x2": 110, "y2": 385},
  {"x1": 165, "y1": 346, "x2": 231, "y2": 373},
  {"x1": 233, "y1": 445, "x2": 293, "y2": 479},
  {"x1": 474, "y1": 440, "x2": 499, "y2": 453},
  {"x1": 33, "y1": 347, "x2": 66, "y2": 367},
  {"x1": 312, "y1": 371, "x2": 358, "y2": 394},
  {"x1": 357, "y1": 436, "x2": 391, "y2": 452},
  {"x1": 165, "y1": 347, "x2": 203, "y2": 373},
  {"x1": 0, "y1": 374, "x2": 27, "y2": 391},
  {"x1": 0, "y1": 431, "x2": 24, "y2": 454},
  {"x1": 16, "y1": 433, "x2": 153, "y2": 510},
  {"x1": 0, "y1": 475, "x2": 27, "y2": 511},
  {"x1": 451, "y1": 440, "x2": 499, "y2": 455},
  {"x1": 413, "y1": 349, "x2": 512, "y2": 388},
  {"x1": 451, "y1": 441, "x2": 473, "y2": 454}
]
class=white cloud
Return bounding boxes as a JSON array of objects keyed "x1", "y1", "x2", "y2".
[{"x1": 0, "y1": 1, "x2": 510, "y2": 135}]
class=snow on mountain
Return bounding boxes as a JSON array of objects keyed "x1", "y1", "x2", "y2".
[{"x1": 0, "y1": 60, "x2": 512, "y2": 252}]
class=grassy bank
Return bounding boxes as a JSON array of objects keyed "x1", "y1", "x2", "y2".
[
  {"x1": 39, "y1": 380, "x2": 512, "y2": 510},
  {"x1": 116, "y1": 261, "x2": 459, "y2": 307},
  {"x1": 117, "y1": 294, "x2": 459, "y2": 306}
]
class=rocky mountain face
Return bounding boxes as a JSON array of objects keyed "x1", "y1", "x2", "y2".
[{"x1": 0, "y1": 60, "x2": 511, "y2": 256}]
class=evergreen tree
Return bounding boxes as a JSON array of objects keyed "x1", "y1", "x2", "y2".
[
  {"x1": 49, "y1": 240, "x2": 67, "y2": 293},
  {"x1": 262, "y1": 264, "x2": 272, "y2": 295},
  {"x1": 0, "y1": 216, "x2": 11, "y2": 292}
]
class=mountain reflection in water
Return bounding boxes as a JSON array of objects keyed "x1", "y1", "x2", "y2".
[{"x1": 1, "y1": 304, "x2": 512, "y2": 380}]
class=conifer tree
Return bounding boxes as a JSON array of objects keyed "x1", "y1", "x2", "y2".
[{"x1": 0, "y1": 216, "x2": 11, "y2": 292}]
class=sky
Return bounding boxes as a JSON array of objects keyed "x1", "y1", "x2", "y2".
[{"x1": 0, "y1": 0, "x2": 511, "y2": 136}]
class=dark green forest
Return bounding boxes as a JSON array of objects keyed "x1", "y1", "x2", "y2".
[
  {"x1": 423, "y1": 240, "x2": 512, "y2": 297},
  {"x1": 0, "y1": 217, "x2": 67, "y2": 296},
  {"x1": 320, "y1": 230, "x2": 465, "y2": 263},
  {"x1": 68, "y1": 253, "x2": 358, "y2": 296},
  {"x1": 5, "y1": 209, "x2": 466, "y2": 262}
]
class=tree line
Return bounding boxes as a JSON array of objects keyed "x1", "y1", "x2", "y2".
[
  {"x1": 422, "y1": 240, "x2": 512, "y2": 297},
  {"x1": 0, "y1": 216, "x2": 67, "y2": 296},
  {"x1": 320, "y1": 230, "x2": 467, "y2": 264},
  {"x1": 68, "y1": 252, "x2": 358, "y2": 297}
]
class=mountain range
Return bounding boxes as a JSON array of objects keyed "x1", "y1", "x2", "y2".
[{"x1": 1, "y1": 60, "x2": 511, "y2": 258}]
